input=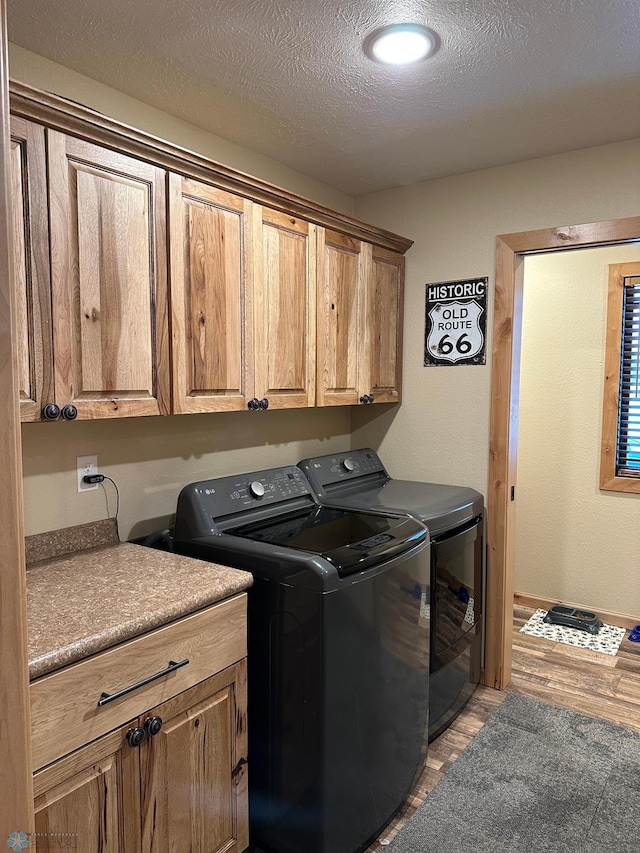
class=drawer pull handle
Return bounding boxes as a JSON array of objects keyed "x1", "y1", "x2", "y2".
[{"x1": 97, "y1": 658, "x2": 190, "y2": 707}]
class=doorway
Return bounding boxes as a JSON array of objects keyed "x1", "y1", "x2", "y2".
[{"x1": 485, "y1": 216, "x2": 640, "y2": 689}]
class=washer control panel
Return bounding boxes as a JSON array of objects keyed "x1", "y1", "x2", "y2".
[
  {"x1": 176, "y1": 466, "x2": 316, "y2": 535},
  {"x1": 299, "y1": 448, "x2": 387, "y2": 494}
]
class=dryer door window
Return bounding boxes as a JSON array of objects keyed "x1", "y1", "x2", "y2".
[{"x1": 432, "y1": 519, "x2": 482, "y2": 655}]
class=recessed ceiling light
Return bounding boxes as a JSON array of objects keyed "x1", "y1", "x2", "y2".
[{"x1": 364, "y1": 24, "x2": 439, "y2": 66}]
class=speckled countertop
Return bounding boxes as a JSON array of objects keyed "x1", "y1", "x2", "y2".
[{"x1": 26, "y1": 519, "x2": 253, "y2": 681}]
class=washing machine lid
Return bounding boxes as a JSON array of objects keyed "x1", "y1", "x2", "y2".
[
  {"x1": 324, "y1": 480, "x2": 483, "y2": 536},
  {"x1": 226, "y1": 505, "x2": 427, "y2": 575},
  {"x1": 299, "y1": 450, "x2": 483, "y2": 536}
]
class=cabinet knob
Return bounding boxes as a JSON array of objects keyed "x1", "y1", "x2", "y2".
[
  {"x1": 42, "y1": 403, "x2": 60, "y2": 421},
  {"x1": 126, "y1": 727, "x2": 146, "y2": 748},
  {"x1": 61, "y1": 404, "x2": 78, "y2": 421},
  {"x1": 247, "y1": 398, "x2": 260, "y2": 411},
  {"x1": 144, "y1": 715, "x2": 163, "y2": 737},
  {"x1": 359, "y1": 395, "x2": 374, "y2": 405},
  {"x1": 368, "y1": 394, "x2": 375, "y2": 404},
  {"x1": 259, "y1": 397, "x2": 269, "y2": 410}
]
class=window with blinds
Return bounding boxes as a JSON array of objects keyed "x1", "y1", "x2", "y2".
[
  {"x1": 600, "y1": 263, "x2": 640, "y2": 493},
  {"x1": 618, "y1": 276, "x2": 640, "y2": 476}
]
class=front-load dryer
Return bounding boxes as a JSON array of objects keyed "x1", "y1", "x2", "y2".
[{"x1": 298, "y1": 448, "x2": 484, "y2": 741}]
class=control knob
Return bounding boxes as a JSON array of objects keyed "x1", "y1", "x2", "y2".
[
  {"x1": 249, "y1": 481, "x2": 265, "y2": 499},
  {"x1": 342, "y1": 458, "x2": 355, "y2": 473}
]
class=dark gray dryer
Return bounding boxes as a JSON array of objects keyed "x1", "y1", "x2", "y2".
[
  {"x1": 172, "y1": 465, "x2": 431, "y2": 853},
  {"x1": 298, "y1": 448, "x2": 484, "y2": 741}
]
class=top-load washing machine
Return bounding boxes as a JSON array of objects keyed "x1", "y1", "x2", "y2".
[
  {"x1": 298, "y1": 448, "x2": 484, "y2": 741},
  {"x1": 172, "y1": 465, "x2": 431, "y2": 853}
]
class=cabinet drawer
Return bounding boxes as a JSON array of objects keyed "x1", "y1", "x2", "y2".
[{"x1": 31, "y1": 594, "x2": 246, "y2": 771}]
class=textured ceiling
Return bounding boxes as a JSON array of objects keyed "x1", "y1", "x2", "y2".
[{"x1": 8, "y1": 0, "x2": 640, "y2": 195}]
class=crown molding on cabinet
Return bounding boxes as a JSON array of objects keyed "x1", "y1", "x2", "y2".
[{"x1": 9, "y1": 80, "x2": 413, "y2": 255}]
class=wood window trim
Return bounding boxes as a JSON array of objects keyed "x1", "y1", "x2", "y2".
[
  {"x1": 486, "y1": 217, "x2": 640, "y2": 692},
  {"x1": 600, "y1": 262, "x2": 640, "y2": 493}
]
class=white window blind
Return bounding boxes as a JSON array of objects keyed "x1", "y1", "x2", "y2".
[{"x1": 618, "y1": 275, "x2": 640, "y2": 476}]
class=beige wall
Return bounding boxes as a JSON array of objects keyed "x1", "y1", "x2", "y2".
[
  {"x1": 11, "y1": 47, "x2": 354, "y2": 540},
  {"x1": 351, "y1": 139, "x2": 640, "y2": 560},
  {"x1": 9, "y1": 44, "x2": 354, "y2": 215},
  {"x1": 22, "y1": 409, "x2": 351, "y2": 540},
  {"x1": 12, "y1": 46, "x2": 640, "y2": 561},
  {"x1": 515, "y1": 245, "x2": 640, "y2": 617}
]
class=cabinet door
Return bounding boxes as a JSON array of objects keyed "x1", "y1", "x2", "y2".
[
  {"x1": 316, "y1": 228, "x2": 365, "y2": 406},
  {"x1": 10, "y1": 117, "x2": 53, "y2": 422},
  {"x1": 253, "y1": 207, "x2": 316, "y2": 408},
  {"x1": 140, "y1": 661, "x2": 248, "y2": 853},
  {"x1": 169, "y1": 175, "x2": 254, "y2": 413},
  {"x1": 47, "y1": 131, "x2": 169, "y2": 418},
  {"x1": 33, "y1": 725, "x2": 140, "y2": 853},
  {"x1": 362, "y1": 244, "x2": 404, "y2": 404}
]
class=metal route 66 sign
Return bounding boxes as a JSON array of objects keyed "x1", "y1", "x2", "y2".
[{"x1": 424, "y1": 278, "x2": 487, "y2": 366}]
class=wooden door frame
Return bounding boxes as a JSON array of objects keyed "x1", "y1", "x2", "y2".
[{"x1": 485, "y1": 216, "x2": 640, "y2": 690}]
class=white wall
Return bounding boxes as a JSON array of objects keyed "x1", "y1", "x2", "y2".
[
  {"x1": 352, "y1": 140, "x2": 640, "y2": 510},
  {"x1": 515, "y1": 245, "x2": 640, "y2": 617}
]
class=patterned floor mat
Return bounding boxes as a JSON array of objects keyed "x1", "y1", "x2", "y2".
[{"x1": 520, "y1": 608, "x2": 626, "y2": 655}]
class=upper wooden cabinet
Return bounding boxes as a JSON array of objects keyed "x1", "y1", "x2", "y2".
[
  {"x1": 10, "y1": 116, "x2": 53, "y2": 422},
  {"x1": 10, "y1": 83, "x2": 411, "y2": 420},
  {"x1": 169, "y1": 175, "x2": 254, "y2": 413},
  {"x1": 253, "y1": 207, "x2": 316, "y2": 409},
  {"x1": 47, "y1": 132, "x2": 170, "y2": 418},
  {"x1": 365, "y1": 245, "x2": 404, "y2": 404},
  {"x1": 170, "y1": 185, "x2": 316, "y2": 413},
  {"x1": 316, "y1": 230, "x2": 404, "y2": 406},
  {"x1": 316, "y1": 228, "x2": 366, "y2": 406}
]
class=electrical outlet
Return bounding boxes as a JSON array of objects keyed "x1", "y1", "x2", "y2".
[{"x1": 77, "y1": 455, "x2": 99, "y2": 493}]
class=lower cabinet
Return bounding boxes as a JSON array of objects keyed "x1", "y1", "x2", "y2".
[
  {"x1": 32, "y1": 661, "x2": 248, "y2": 853},
  {"x1": 33, "y1": 722, "x2": 139, "y2": 852},
  {"x1": 140, "y1": 662, "x2": 248, "y2": 853}
]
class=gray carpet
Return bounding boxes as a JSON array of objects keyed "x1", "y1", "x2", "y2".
[{"x1": 389, "y1": 693, "x2": 640, "y2": 853}]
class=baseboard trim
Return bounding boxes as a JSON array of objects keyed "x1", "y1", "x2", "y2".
[{"x1": 514, "y1": 592, "x2": 639, "y2": 632}]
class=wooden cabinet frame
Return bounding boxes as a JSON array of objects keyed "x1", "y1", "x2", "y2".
[
  {"x1": 10, "y1": 116, "x2": 53, "y2": 421},
  {"x1": 0, "y1": 1, "x2": 34, "y2": 837}
]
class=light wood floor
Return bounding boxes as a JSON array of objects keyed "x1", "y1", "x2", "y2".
[{"x1": 366, "y1": 604, "x2": 640, "y2": 850}]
